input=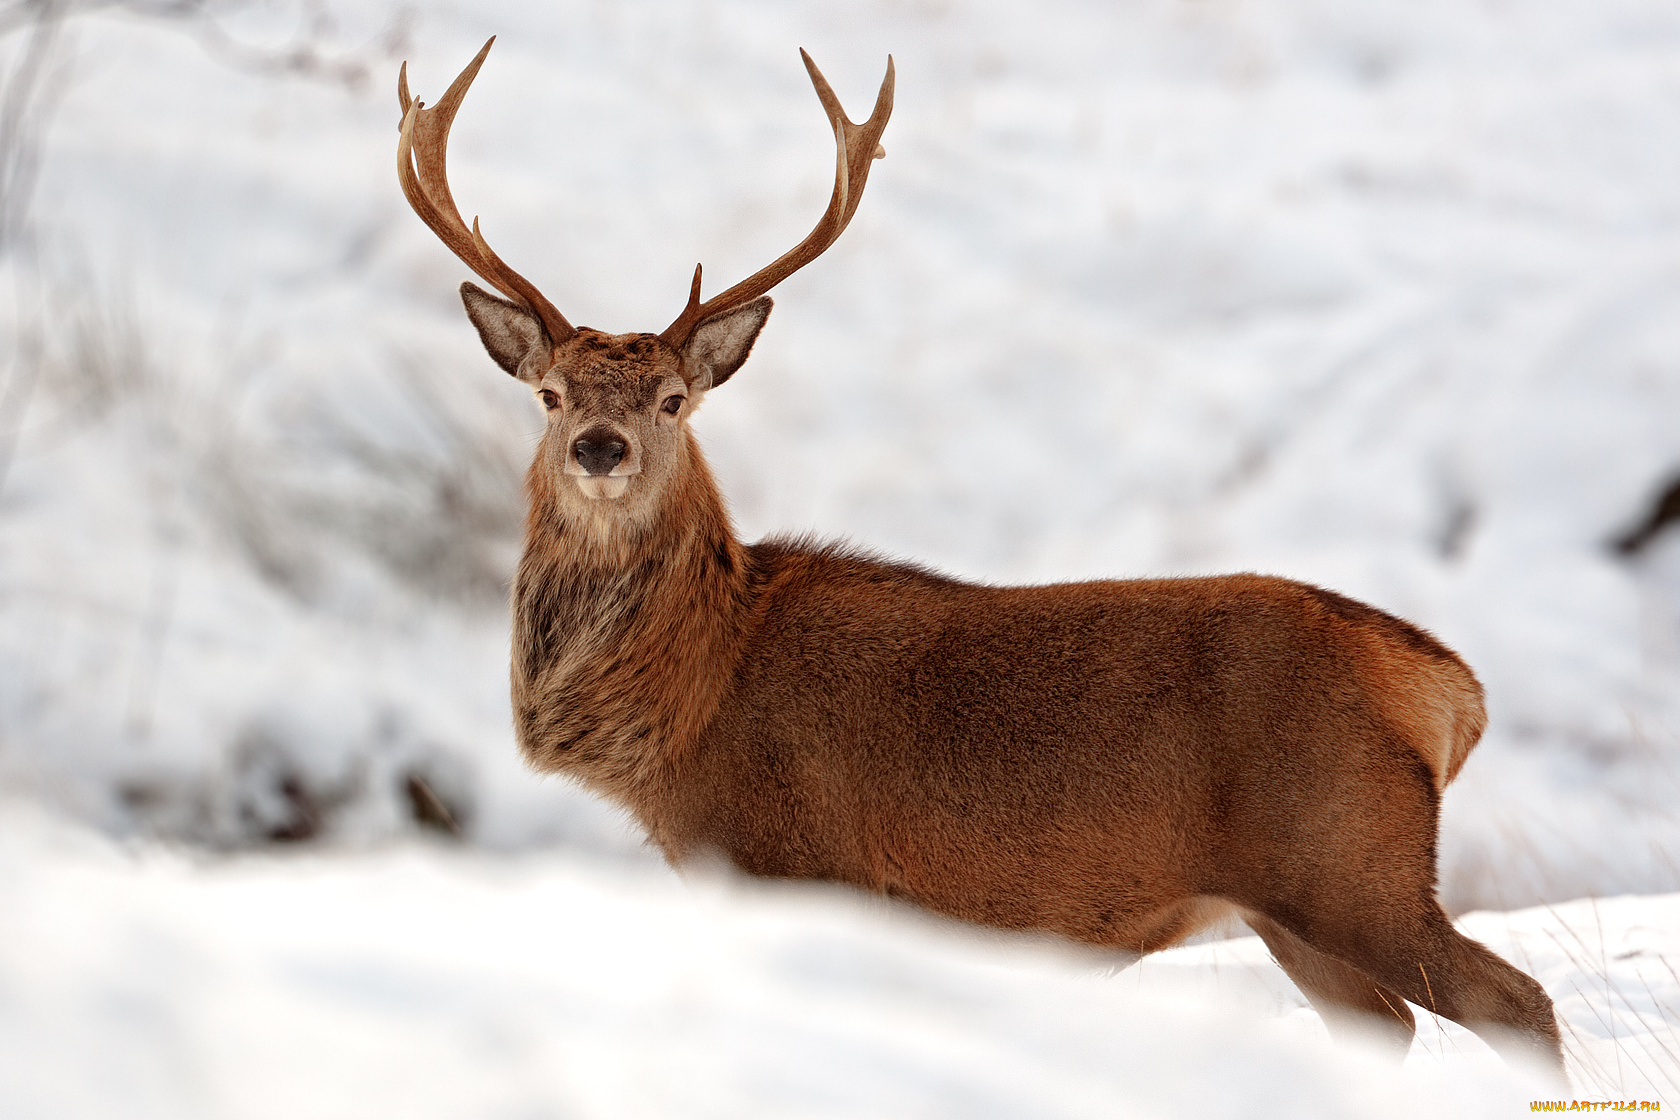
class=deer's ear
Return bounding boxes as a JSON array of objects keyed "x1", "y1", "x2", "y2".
[
  {"x1": 682, "y1": 297, "x2": 772, "y2": 391},
  {"x1": 461, "y1": 281, "x2": 548, "y2": 383}
]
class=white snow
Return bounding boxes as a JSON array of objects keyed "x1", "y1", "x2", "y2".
[
  {"x1": 0, "y1": 806, "x2": 1669, "y2": 1118},
  {"x1": 1, "y1": 0, "x2": 1679, "y2": 1113}
]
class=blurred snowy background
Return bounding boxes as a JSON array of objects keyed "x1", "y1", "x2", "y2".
[{"x1": 1, "y1": 0, "x2": 1678, "y2": 1114}]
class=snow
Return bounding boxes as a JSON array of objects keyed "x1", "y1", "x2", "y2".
[
  {"x1": 1, "y1": 0, "x2": 1679, "y2": 1113},
  {"x1": 1, "y1": 807, "x2": 1667, "y2": 1118}
]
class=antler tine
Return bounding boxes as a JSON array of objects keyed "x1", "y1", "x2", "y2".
[
  {"x1": 659, "y1": 52, "x2": 895, "y2": 347},
  {"x1": 398, "y1": 37, "x2": 575, "y2": 345}
]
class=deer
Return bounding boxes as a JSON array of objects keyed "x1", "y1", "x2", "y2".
[{"x1": 397, "y1": 38, "x2": 1565, "y2": 1077}]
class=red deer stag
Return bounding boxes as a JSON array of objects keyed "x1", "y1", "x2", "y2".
[{"x1": 397, "y1": 39, "x2": 1564, "y2": 1075}]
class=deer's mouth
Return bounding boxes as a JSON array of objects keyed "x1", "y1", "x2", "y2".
[{"x1": 574, "y1": 475, "x2": 631, "y2": 501}]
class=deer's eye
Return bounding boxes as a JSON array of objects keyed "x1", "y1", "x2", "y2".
[
  {"x1": 539, "y1": 389, "x2": 559, "y2": 411},
  {"x1": 661, "y1": 395, "x2": 684, "y2": 416}
]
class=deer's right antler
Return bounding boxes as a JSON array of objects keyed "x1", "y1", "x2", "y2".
[
  {"x1": 398, "y1": 37, "x2": 576, "y2": 347},
  {"x1": 658, "y1": 50, "x2": 894, "y2": 348}
]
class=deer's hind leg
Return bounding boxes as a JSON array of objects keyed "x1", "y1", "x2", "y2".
[
  {"x1": 1243, "y1": 911, "x2": 1415, "y2": 1059},
  {"x1": 1243, "y1": 789, "x2": 1562, "y2": 1073},
  {"x1": 1312, "y1": 901, "x2": 1564, "y2": 1076},
  {"x1": 1227, "y1": 741, "x2": 1563, "y2": 1077}
]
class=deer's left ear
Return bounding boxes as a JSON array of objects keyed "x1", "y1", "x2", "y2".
[{"x1": 682, "y1": 297, "x2": 772, "y2": 391}]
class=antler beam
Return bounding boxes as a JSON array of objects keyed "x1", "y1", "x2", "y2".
[
  {"x1": 398, "y1": 37, "x2": 576, "y2": 347},
  {"x1": 658, "y1": 50, "x2": 895, "y2": 347}
]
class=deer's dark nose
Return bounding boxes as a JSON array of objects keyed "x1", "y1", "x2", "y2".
[{"x1": 573, "y1": 431, "x2": 626, "y2": 476}]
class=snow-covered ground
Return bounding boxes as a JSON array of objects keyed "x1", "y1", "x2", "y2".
[
  {"x1": 2, "y1": 0, "x2": 1679, "y2": 1114},
  {"x1": 0, "y1": 806, "x2": 1671, "y2": 1119}
]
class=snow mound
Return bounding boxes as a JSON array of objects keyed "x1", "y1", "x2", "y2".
[{"x1": 4, "y1": 810, "x2": 1669, "y2": 1119}]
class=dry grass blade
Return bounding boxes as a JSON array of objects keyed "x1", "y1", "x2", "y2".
[
  {"x1": 1539, "y1": 908, "x2": 1674, "y2": 1097},
  {"x1": 1632, "y1": 965, "x2": 1680, "y2": 1098},
  {"x1": 405, "y1": 774, "x2": 463, "y2": 838},
  {"x1": 0, "y1": 0, "x2": 69, "y2": 253}
]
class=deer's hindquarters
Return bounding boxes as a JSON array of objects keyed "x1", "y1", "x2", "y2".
[{"x1": 1294, "y1": 584, "x2": 1487, "y2": 790}]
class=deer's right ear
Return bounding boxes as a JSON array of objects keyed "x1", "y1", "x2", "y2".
[{"x1": 460, "y1": 281, "x2": 549, "y2": 384}]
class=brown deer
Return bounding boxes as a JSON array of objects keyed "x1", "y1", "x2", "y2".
[{"x1": 398, "y1": 39, "x2": 1565, "y2": 1076}]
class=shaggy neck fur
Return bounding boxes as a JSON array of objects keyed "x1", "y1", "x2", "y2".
[{"x1": 510, "y1": 430, "x2": 753, "y2": 814}]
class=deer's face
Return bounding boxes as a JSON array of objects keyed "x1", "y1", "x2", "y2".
[
  {"x1": 459, "y1": 283, "x2": 772, "y2": 510},
  {"x1": 534, "y1": 330, "x2": 689, "y2": 503}
]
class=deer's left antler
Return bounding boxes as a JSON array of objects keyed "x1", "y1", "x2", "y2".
[{"x1": 658, "y1": 50, "x2": 894, "y2": 347}]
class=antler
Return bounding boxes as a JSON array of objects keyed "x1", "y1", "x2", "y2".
[
  {"x1": 658, "y1": 50, "x2": 894, "y2": 347},
  {"x1": 398, "y1": 37, "x2": 575, "y2": 346}
]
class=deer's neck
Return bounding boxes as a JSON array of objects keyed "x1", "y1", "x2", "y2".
[{"x1": 510, "y1": 433, "x2": 751, "y2": 810}]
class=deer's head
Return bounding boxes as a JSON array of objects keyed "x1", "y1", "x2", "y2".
[{"x1": 397, "y1": 39, "x2": 892, "y2": 518}]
